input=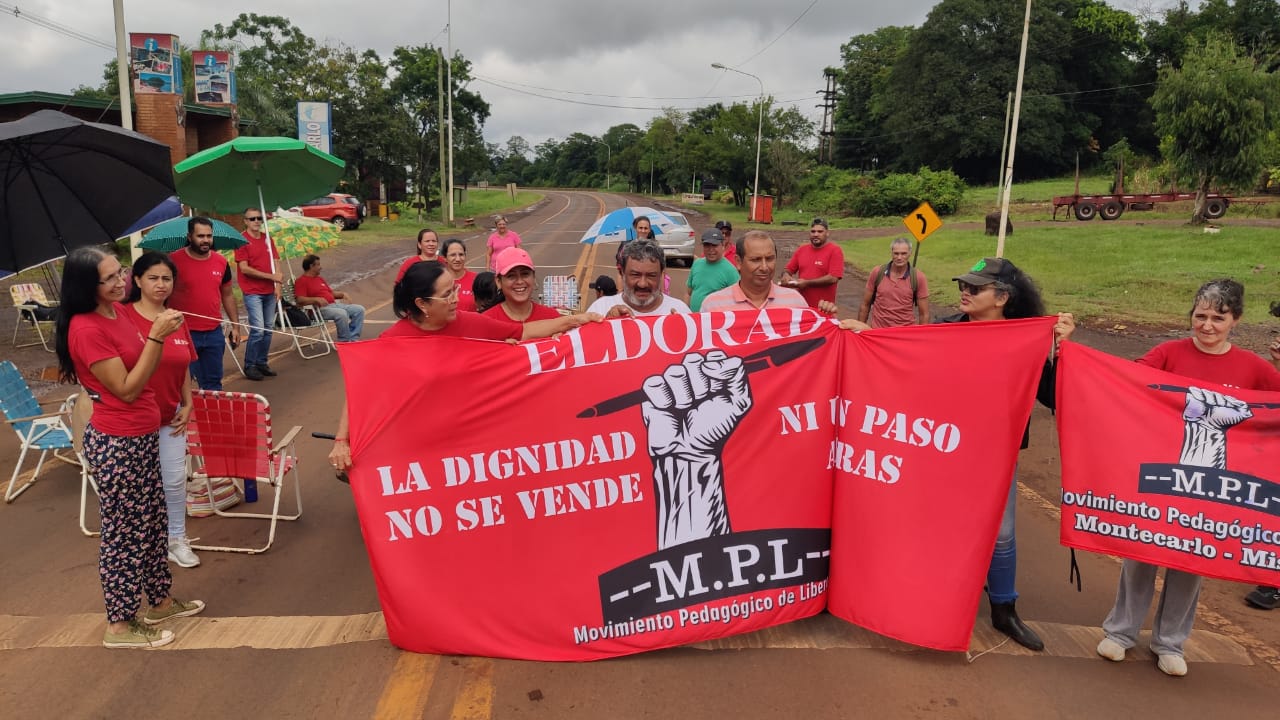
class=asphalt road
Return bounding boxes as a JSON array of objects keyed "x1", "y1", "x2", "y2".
[{"x1": 1, "y1": 191, "x2": 1278, "y2": 719}]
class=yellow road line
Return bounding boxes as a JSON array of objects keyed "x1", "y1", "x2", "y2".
[
  {"x1": 448, "y1": 658, "x2": 495, "y2": 720},
  {"x1": 373, "y1": 653, "x2": 441, "y2": 720}
]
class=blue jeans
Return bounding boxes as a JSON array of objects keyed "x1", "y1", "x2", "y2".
[
  {"x1": 188, "y1": 328, "x2": 225, "y2": 391},
  {"x1": 987, "y1": 470, "x2": 1018, "y2": 604},
  {"x1": 243, "y1": 294, "x2": 277, "y2": 368},
  {"x1": 319, "y1": 302, "x2": 366, "y2": 342}
]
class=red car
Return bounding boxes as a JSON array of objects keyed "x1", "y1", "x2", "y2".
[{"x1": 292, "y1": 193, "x2": 364, "y2": 229}]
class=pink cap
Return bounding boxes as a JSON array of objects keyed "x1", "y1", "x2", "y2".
[{"x1": 494, "y1": 247, "x2": 535, "y2": 275}]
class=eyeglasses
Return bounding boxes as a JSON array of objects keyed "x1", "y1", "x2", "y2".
[
  {"x1": 424, "y1": 284, "x2": 461, "y2": 302},
  {"x1": 245, "y1": 216, "x2": 263, "y2": 222},
  {"x1": 98, "y1": 268, "x2": 129, "y2": 285},
  {"x1": 957, "y1": 281, "x2": 991, "y2": 295}
]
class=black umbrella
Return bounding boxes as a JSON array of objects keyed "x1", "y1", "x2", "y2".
[{"x1": 0, "y1": 109, "x2": 175, "y2": 273}]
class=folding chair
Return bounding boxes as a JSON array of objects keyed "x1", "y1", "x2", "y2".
[
  {"x1": 10, "y1": 283, "x2": 58, "y2": 352},
  {"x1": 66, "y1": 391, "x2": 101, "y2": 537},
  {"x1": 186, "y1": 390, "x2": 303, "y2": 554},
  {"x1": 0, "y1": 360, "x2": 80, "y2": 502},
  {"x1": 277, "y1": 282, "x2": 333, "y2": 359}
]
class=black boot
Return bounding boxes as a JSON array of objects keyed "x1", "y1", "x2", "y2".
[{"x1": 991, "y1": 601, "x2": 1044, "y2": 651}]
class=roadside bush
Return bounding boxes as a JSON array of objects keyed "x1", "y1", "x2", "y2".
[{"x1": 799, "y1": 166, "x2": 966, "y2": 217}]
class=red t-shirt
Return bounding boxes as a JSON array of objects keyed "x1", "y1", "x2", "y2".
[
  {"x1": 123, "y1": 304, "x2": 196, "y2": 417},
  {"x1": 380, "y1": 312, "x2": 523, "y2": 341},
  {"x1": 68, "y1": 304, "x2": 161, "y2": 436},
  {"x1": 785, "y1": 242, "x2": 844, "y2": 308},
  {"x1": 483, "y1": 302, "x2": 561, "y2": 323},
  {"x1": 294, "y1": 274, "x2": 336, "y2": 304},
  {"x1": 1137, "y1": 338, "x2": 1280, "y2": 391},
  {"x1": 234, "y1": 231, "x2": 281, "y2": 296},
  {"x1": 168, "y1": 248, "x2": 231, "y2": 331},
  {"x1": 454, "y1": 271, "x2": 478, "y2": 313},
  {"x1": 395, "y1": 255, "x2": 445, "y2": 284}
]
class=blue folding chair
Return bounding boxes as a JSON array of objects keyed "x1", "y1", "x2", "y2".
[{"x1": 1, "y1": 360, "x2": 80, "y2": 503}]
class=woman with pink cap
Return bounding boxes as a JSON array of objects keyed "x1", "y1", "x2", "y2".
[{"x1": 485, "y1": 247, "x2": 562, "y2": 323}]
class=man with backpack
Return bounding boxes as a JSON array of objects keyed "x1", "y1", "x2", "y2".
[{"x1": 857, "y1": 237, "x2": 930, "y2": 327}]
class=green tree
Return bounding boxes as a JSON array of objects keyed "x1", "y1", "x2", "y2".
[
  {"x1": 202, "y1": 14, "x2": 321, "y2": 136},
  {"x1": 1151, "y1": 34, "x2": 1280, "y2": 223},
  {"x1": 831, "y1": 26, "x2": 914, "y2": 170}
]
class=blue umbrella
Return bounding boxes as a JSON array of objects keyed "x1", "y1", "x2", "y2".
[
  {"x1": 119, "y1": 195, "x2": 184, "y2": 236},
  {"x1": 579, "y1": 206, "x2": 680, "y2": 245},
  {"x1": 138, "y1": 217, "x2": 246, "y2": 253}
]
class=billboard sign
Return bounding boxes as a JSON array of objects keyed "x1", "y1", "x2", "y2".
[
  {"x1": 297, "y1": 102, "x2": 333, "y2": 155},
  {"x1": 129, "y1": 33, "x2": 182, "y2": 95},
  {"x1": 193, "y1": 51, "x2": 236, "y2": 104}
]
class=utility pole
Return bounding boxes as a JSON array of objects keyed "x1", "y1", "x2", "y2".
[
  {"x1": 996, "y1": 0, "x2": 1033, "y2": 259},
  {"x1": 113, "y1": 0, "x2": 142, "y2": 261},
  {"x1": 446, "y1": 0, "x2": 455, "y2": 225},
  {"x1": 438, "y1": 49, "x2": 447, "y2": 225},
  {"x1": 817, "y1": 69, "x2": 837, "y2": 164}
]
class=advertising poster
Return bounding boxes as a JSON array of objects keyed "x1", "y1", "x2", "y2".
[
  {"x1": 193, "y1": 51, "x2": 236, "y2": 104},
  {"x1": 297, "y1": 102, "x2": 333, "y2": 155},
  {"x1": 129, "y1": 33, "x2": 182, "y2": 95}
]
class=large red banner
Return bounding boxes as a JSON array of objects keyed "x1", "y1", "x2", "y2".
[
  {"x1": 1058, "y1": 342, "x2": 1280, "y2": 586},
  {"x1": 338, "y1": 310, "x2": 1055, "y2": 660}
]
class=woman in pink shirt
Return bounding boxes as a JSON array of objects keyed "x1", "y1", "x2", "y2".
[
  {"x1": 486, "y1": 215, "x2": 522, "y2": 271},
  {"x1": 55, "y1": 247, "x2": 204, "y2": 649}
]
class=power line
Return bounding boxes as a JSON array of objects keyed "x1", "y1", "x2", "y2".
[
  {"x1": 472, "y1": 74, "x2": 762, "y2": 102},
  {"x1": 734, "y1": 0, "x2": 821, "y2": 68},
  {"x1": 1, "y1": 2, "x2": 114, "y2": 51},
  {"x1": 475, "y1": 76, "x2": 818, "y2": 111}
]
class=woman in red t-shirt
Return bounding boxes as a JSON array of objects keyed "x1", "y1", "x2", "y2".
[
  {"x1": 55, "y1": 247, "x2": 204, "y2": 649},
  {"x1": 441, "y1": 238, "x2": 478, "y2": 313},
  {"x1": 124, "y1": 252, "x2": 199, "y2": 569},
  {"x1": 484, "y1": 247, "x2": 562, "y2": 323},
  {"x1": 394, "y1": 228, "x2": 444, "y2": 285}
]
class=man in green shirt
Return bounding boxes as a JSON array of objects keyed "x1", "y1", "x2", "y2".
[{"x1": 687, "y1": 228, "x2": 740, "y2": 311}]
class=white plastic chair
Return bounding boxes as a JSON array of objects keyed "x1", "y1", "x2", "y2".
[{"x1": 10, "y1": 283, "x2": 58, "y2": 352}]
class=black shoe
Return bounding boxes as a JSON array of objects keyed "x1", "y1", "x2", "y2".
[
  {"x1": 1245, "y1": 586, "x2": 1280, "y2": 610},
  {"x1": 243, "y1": 365, "x2": 264, "y2": 381},
  {"x1": 991, "y1": 601, "x2": 1044, "y2": 651},
  {"x1": 255, "y1": 364, "x2": 278, "y2": 377}
]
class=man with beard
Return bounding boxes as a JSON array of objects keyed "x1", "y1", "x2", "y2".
[
  {"x1": 781, "y1": 217, "x2": 843, "y2": 309},
  {"x1": 168, "y1": 216, "x2": 239, "y2": 390},
  {"x1": 588, "y1": 240, "x2": 690, "y2": 317},
  {"x1": 700, "y1": 231, "x2": 809, "y2": 312}
]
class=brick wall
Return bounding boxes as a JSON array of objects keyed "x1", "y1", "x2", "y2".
[{"x1": 134, "y1": 93, "x2": 187, "y2": 167}]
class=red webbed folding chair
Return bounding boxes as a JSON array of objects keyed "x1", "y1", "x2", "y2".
[{"x1": 186, "y1": 390, "x2": 303, "y2": 554}]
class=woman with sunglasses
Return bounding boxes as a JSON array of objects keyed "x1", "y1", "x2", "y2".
[
  {"x1": 941, "y1": 257, "x2": 1074, "y2": 652},
  {"x1": 55, "y1": 247, "x2": 205, "y2": 649},
  {"x1": 327, "y1": 261, "x2": 602, "y2": 471}
]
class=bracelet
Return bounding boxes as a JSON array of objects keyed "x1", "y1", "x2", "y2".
[
  {"x1": 147, "y1": 336, "x2": 164, "y2": 345},
  {"x1": 334, "y1": 437, "x2": 349, "y2": 443}
]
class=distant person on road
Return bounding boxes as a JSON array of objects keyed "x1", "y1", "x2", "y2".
[
  {"x1": 236, "y1": 208, "x2": 283, "y2": 381},
  {"x1": 700, "y1": 231, "x2": 809, "y2": 312},
  {"x1": 686, "y1": 228, "x2": 739, "y2": 311},
  {"x1": 166, "y1": 216, "x2": 238, "y2": 391},
  {"x1": 442, "y1": 239, "x2": 479, "y2": 313},
  {"x1": 55, "y1": 247, "x2": 205, "y2": 650},
  {"x1": 1096, "y1": 279, "x2": 1280, "y2": 676},
  {"x1": 714, "y1": 220, "x2": 738, "y2": 267},
  {"x1": 395, "y1": 228, "x2": 443, "y2": 285},
  {"x1": 781, "y1": 218, "x2": 844, "y2": 309},
  {"x1": 486, "y1": 215, "x2": 522, "y2": 272},
  {"x1": 294, "y1": 254, "x2": 367, "y2": 343},
  {"x1": 328, "y1": 260, "x2": 601, "y2": 472},
  {"x1": 931, "y1": 257, "x2": 1074, "y2": 652},
  {"x1": 485, "y1": 248, "x2": 562, "y2": 323},
  {"x1": 590, "y1": 240, "x2": 691, "y2": 318},
  {"x1": 857, "y1": 238, "x2": 930, "y2": 327},
  {"x1": 124, "y1": 252, "x2": 199, "y2": 570}
]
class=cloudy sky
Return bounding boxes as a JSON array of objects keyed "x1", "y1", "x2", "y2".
[{"x1": 1, "y1": 0, "x2": 1174, "y2": 149}]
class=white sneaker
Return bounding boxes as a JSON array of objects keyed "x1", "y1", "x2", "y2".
[
  {"x1": 1157, "y1": 654, "x2": 1187, "y2": 677},
  {"x1": 167, "y1": 536, "x2": 201, "y2": 568},
  {"x1": 1097, "y1": 637, "x2": 1126, "y2": 662}
]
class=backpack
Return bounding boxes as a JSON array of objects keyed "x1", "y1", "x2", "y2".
[{"x1": 868, "y1": 261, "x2": 919, "y2": 310}]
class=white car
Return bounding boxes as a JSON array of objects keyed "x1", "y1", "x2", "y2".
[{"x1": 655, "y1": 211, "x2": 696, "y2": 267}]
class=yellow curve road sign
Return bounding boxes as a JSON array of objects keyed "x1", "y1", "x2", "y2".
[{"x1": 903, "y1": 202, "x2": 942, "y2": 243}]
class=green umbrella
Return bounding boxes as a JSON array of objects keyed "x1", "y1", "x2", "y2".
[
  {"x1": 137, "y1": 217, "x2": 246, "y2": 253},
  {"x1": 173, "y1": 136, "x2": 345, "y2": 214}
]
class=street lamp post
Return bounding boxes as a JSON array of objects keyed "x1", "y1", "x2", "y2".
[
  {"x1": 593, "y1": 138, "x2": 611, "y2": 191},
  {"x1": 712, "y1": 62, "x2": 763, "y2": 222}
]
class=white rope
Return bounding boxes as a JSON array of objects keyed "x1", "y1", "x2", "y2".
[
  {"x1": 178, "y1": 310, "x2": 338, "y2": 348},
  {"x1": 965, "y1": 636, "x2": 1011, "y2": 663}
]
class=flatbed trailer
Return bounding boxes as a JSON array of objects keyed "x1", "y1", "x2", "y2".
[{"x1": 1052, "y1": 190, "x2": 1232, "y2": 221}]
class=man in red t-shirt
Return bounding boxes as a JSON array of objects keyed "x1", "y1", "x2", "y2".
[
  {"x1": 294, "y1": 254, "x2": 366, "y2": 342},
  {"x1": 168, "y1": 217, "x2": 239, "y2": 390},
  {"x1": 234, "y1": 208, "x2": 283, "y2": 381},
  {"x1": 781, "y1": 217, "x2": 844, "y2": 308}
]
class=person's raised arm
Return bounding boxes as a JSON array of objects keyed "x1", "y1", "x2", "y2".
[{"x1": 88, "y1": 310, "x2": 184, "y2": 403}]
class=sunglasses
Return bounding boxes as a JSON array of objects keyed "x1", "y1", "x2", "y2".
[
  {"x1": 957, "y1": 281, "x2": 991, "y2": 295},
  {"x1": 245, "y1": 216, "x2": 263, "y2": 222}
]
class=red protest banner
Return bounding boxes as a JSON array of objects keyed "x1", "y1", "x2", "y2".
[
  {"x1": 827, "y1": 317, "x2": 1054, "y2": 651},
  {"x1": 338, "y1": 310, "x2": 1057, "y2": 660},
  {"x1": 1057, "y1": 342, "x2": 1280, "y2": 586}
]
